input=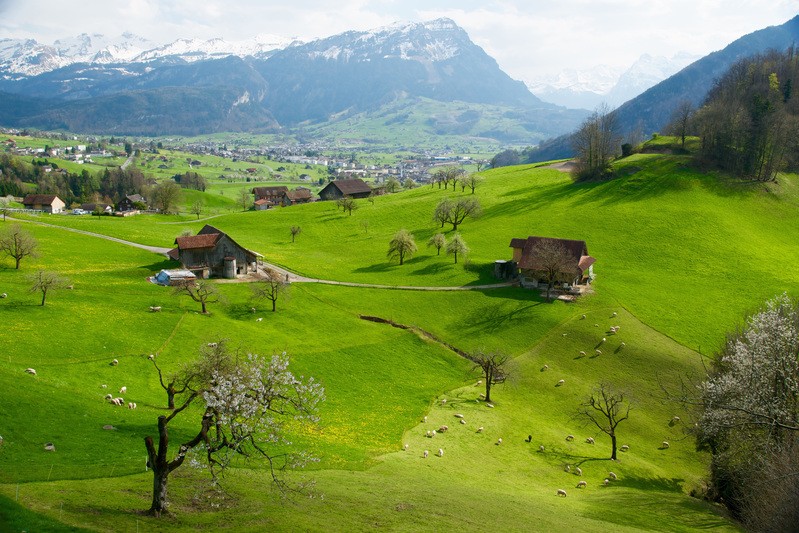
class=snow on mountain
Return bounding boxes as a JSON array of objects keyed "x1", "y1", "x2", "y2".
[{"x1": 528, "y1": 52, "x2": 700, "y2": 109}]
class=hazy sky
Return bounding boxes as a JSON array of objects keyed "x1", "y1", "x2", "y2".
[{"x1": 1, "y1": 1, "x2": 797, "y2": 81}]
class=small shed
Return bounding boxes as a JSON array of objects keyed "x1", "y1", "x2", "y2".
[{"x1": 152, "y1": 269, "x2": 197, "y2": 286}]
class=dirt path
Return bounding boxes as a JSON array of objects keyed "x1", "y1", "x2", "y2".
[{"x1": 13, "y1": 216, "x2": 518, "y2": 292}]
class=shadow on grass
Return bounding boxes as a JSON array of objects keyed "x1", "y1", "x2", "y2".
[
  {"x1": 0, "y1": 493, "x2": 92, "y2": 532},
  {"x1": 141, "y1": 259, "x2": 180, "y2": 272}
]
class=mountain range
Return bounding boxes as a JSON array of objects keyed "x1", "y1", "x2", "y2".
[{"x1": 0, "y1": 19, "x2": 585, "y2": 141}]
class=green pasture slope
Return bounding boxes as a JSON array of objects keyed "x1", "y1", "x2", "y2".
[{"x1": 5, "y1": 144, "x2": 794, "y2": 530}]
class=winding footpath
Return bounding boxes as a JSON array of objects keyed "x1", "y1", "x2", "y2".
[{"x1": 12, "y1": 216, "x2": 517, "y2": 292}]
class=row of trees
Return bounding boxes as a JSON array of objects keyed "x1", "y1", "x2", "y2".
[
  {"x1": 387, "y1": 230, "x2": 469, "y2": 265},
  {"x1": 430, "y1": 167, "x2": 482, "y2": 194}
]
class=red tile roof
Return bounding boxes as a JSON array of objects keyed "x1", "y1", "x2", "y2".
[
  {"x1": 510, "y1": 236, "x2": 595, "y2": 274},
  {"x1": 330, "y1": 178, "x2": 372, "y2": 195},
  {"x1": 22, "y1": 194, "x2": 60, "y2": 205},
  {"x1": 175, "y1": 233, "x2": 221, "y2": 249}
]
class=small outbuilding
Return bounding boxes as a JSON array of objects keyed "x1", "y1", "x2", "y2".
[
  {"x1": 318, "y1": 178, "x2": 372, "y2": 201},
  {"x1": 22, "y1": 194, "x2": 66, "y2": 213},
  {"x1": 281, "y1": 187, "x2": 314, "y2": 206},
  {"x1": 152, "y1": 269, "x2": 197, "y2": 286}
]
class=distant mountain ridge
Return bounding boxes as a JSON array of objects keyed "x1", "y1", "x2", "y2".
[{"x1": 0, "y1": 18, "x2": 580, "y2": 140}]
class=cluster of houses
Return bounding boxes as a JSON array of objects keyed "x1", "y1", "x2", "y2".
[
  {"x1": 252, "y1": 178, "x2": 373, "y2": 209},
  {"x1": 18, "y1": 193, "x2": 147, "y2": 215}
]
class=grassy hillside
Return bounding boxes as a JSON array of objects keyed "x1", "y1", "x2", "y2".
[{"x1": 3, "y1": 147, "x2": 787, "y2": 530}]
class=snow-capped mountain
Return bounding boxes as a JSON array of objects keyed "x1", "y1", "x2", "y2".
[
  {"x1": 528, "y1": 52, "x2": 700, "y2": 109},
  {"x1": 0, "y1": 32, "x2": 298, "y2": 79}
]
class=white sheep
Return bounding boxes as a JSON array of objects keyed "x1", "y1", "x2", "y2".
[
  {"x1": 585, "y1": 437, "x2": 595, "y2": 444},
  {"x1": 557, "y1": 489, "x2": 567, "y2": 497},
  {"x1": 0, "y1": 293, "x2": 7, "y2": 298},
  {"x1": 595, "y1": 349, "x2": 602, "y2": 355},
  {"x1": 581, "y1": 314, "x2": 586, "y2": 319},
  {"x1": 24, "y1": 368, "x2": 36, "y2": 375},
  {"x1": 110, "y1": 359, "x2": 118, "y2": 366},
  {"x1": 460, "y1": 419, "x2": 466, "y2": 425},
  {"x1": 565, "y1": 435, "x2": 574, "y2": 442},
  {"x1": 496, "y1": 438, "x2": 503, "y2": 445},
  {"x1": 611, "y1": 312, "x2": 617, "y2": 317},
  {"x1": 541, "y1": 364, "x2": 549, "y2": 371},
  {"x1": 486, "y1": 403, "x2": 494, "y2": 408},
  {"x1": 101, "y1": 384, "x2": 107, "y2": 388},
  {"x1": 601, "y1": 337, "x2": 606, "y2": 343},
  {"x1": 44, "y1": 442, "x2": 56, "y2": 452},
  {"x1": 423, "y1": 450, "x2": 429, "y2": 458},
  {"x1": 594, "y1": 323, "x2": 599, "y2": 327},
  {"x1": 575, "y1": 466, "x2": 582, "y2": 476},
  {"x1": 119, "y1": 386, "x2": 127, "y2": 394},
  {"x1": 577, "y1": 481, "x2": 587, "y2": 488},
  {"x1": 250, "y1": 307, "x2": 256, "y2": 313},
  {"x1": 564, "y1": 465, "x2": 571, "y2": 473},
  {"x1": 454, "y1": 413, "x2": 464, "y2": 418},
  {"x1": 579, "y1": 351, "x2": 586, "y2": 356},
  {"x1": 539, "y1": 445, "x2": 545, "y2": 452},
  {"x1": 556, "y1": 379, "x2": 565, "y2": 386},
  {"x1": 562, "y1": 333, "x2": 567, "y2": 337},
  {"x1": 148, "y1": 354, "x2": 154, "y2": 360},
  {"x1": 441, "y1": 399, "x2": 447, "y2": 404},
  {"x1": 671, "y1": 416, "x2": 681, "y2": 423},
  {"x1": 476, "y1": 426, "x2": 484, "y2": 433},
  {"x1": 149, "y1": 306, "x2": 161, "y2": 312},
  {"x1": 608, "y1": 471, "x2": 617, "y2": 480},
  {"x1": 127, "y1": 402, "x2": 137, "y2": 409},
  {"x1": 620, "y1": 342, "x2": 626, "y2": 348},
  {"x1": 426, "y1": 430, "x2": 432, "y2": 438},
  {"x1": 404, "y1": 444, "x2": 409, "y2": 451},
  {"x1": 661, "y1": 441, "x2": 670, "y2": 449},
  {"x1": 437, "y1": 448, "x2": 444, "y2": 457},
  {"x1": 438, "y1": 425, "x2": 449, "y2": 433},
  {"x1": 256, "y1": 317, "x2": 263, "y2": 322},
  {"x1": 207, "y1": 342, "x2": 218, "y2": 348},
  {"x1": 620, "y1": 444, "x2": 629, "y2": 452},
  {"x1": 65, "y1": 285, "x2": 74, "y2": 290},
  {"x1": 104, "y1": 393, "x2": 113, "y2": 400},
  {"x1": 603, "y1": 478, "x2": 610, "y2": 486},
  {"x1": 476, "y1": 380, "x2": 482, "y2": 386}
]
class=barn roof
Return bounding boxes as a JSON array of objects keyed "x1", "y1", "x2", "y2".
[
  {"x1": 22, "y1": 194, "x2": 61, "y2": 205},
  {"x1": 286, "y1": 188, "x2": 313, "y2": 200},
  {"x1": 329, "y1": 178, "x2": 372, "y2": 195},
  {"x1": 252, "y1": 186, "x2": 288, "y2": 196},
  {"x1": 175, "y1": 233, "x2": 221, "y2": 249}
]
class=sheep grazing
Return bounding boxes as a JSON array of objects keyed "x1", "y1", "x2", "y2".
[
  {"x1": 611, "y1": 312, "x2": 617, "y2": 317},
  {"x1": 423, "y1": 416, "x2": 427, "y2": 423},
  {"x1": 101, "y1": 384, "x2": 107, "y2": 388},
  {"x1": 475, "y1": 380, "x2": 482, "y2": 386},
  {"x1": 149, "y1": 306, "x2": 161, "y2": 312},
  {"x1": 65, "y1": 285, "x2": 74, "y2": 290},
  {"x1": 454, "y1": 413, "x2": 464, "y2": 418},
  {"x1": 425, "y1": 430, "x2": 432, "y2": 438},
  {"x1": 562, "y1": 333, "x2": 567, "y2": 337},
  {"x1": 0, "y1": 293, "x2": 7, "y2": 298},
  {"x1": 564, "y1": 465, "x2": 571, "y2": 473},
  {"x1": 620, "y1": 444, "x2": 629, "y2": 452},
  {"x1": 577, "y1": 481, "x2": 587, "y2": 488},
  {"x1": 423, "y1": 450, "x2": 429, "y2": 458},
  {"x1": 102, "y1": 425, "x2": 116, "y2": 431},
  {"x1": 541, "y1": 364, "x2": 549, "y2": 371},
  {"x1": 119, "y1": 386, "x2": 127, "y2": 394},
  {"x1": 438, "y1": 425, "x2": 449, "y2": 433},
  {"x1": 250, "y1": 307, "x2": 256, "y2": 313},
  {"x1": 594, "y1": 323, "x2": 599, "y2": 327},
  {"x1": 110, "y1": 359, "x2": 118, "y2": 366},
  {"x1": 437, "y1": 448, "x2": 444, "y2": 457},
  {"x1": 579, "y1": 351, "x2": 586, "y2": 356},
  {"x1": 575, "y1": 466, "x2": 582, "y2": 476},
  {"x1": 565, "y1": 435, "x2": 574, "y2": 442},
  {"x1": 496, "y1": 438, "x2": 503, "y2": 445},
  {"x1": 608, "y1": 472, "x2": 617, "y2": 480},
  {"x1": 207, "y1": 342, "x2": 218, "y2": 348},
  {"x1": 476, "y1": 427, "x2": 484, "y2": 433},
  {"x1": 148, "y1": 354, "x2": 155, "y2": 360},
  {"x1": 404, "y1": 444, "x2": 409, "y2": 451},
  {"x1": 486, "y1": 403, "x2": 495, "y2": 408},
  {"x1": 127, "y1": 402, "x2": 137, "y2": 409},
  {"x1": 595, "y1": 349, "x2": 602, "y2": 355},
  {"x1": 601, "y1": 337, "x2": 606, "y2": 343},
  {"x1": 256, "y1": 317, "x2": 263, "y2": 322},
  {"x1": 539, "y1": 445, "x2": 545, "y2": 452},
  {"x1": 603, "y1": 478, "x2": 610, "y2": 486},
  {"x1": 24, "y1": 368, "x2": 36, "y2": 375},
  {"x1": 44, "y1": 442, "x2": 56, "y2": 452},
  {"x1": 460, "y1": 419, "x2": 466, "y2": 425},
  {"x1": 104, "y1": 393, "x2": 113, "y2": 400},
  {"x1": 556, "y1": 379, "x2": 565, "y2": 387},
  {"x1": 671, "y1": 416, "x2": 681, "y2": 423},
  {"x1": 661, "y1": 441, "x2": 670, "y2": 449},
  {"x1": 585, "y1": 437, "x2": 595, "y2": 445},
  {"x1": 441, "y1": 399, "x2": 447, "y2": 404},
  {"x1": 620, "y1": 342, "x2": 626, "y2": 348},
  {"x1": 581, "y1": 314, "x2": 586, "y2": 319},
  {"x1": 556, "y1": 489, "x2": 567, "y2": 497}
]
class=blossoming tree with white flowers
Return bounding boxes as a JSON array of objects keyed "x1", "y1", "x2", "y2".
[{"x1": 144, "y1": 341, "x2": 324, "y2": 517}]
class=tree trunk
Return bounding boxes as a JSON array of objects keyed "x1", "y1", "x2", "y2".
[
  {"x1": 453, "y1": 251, "x2": 458, "y2": 264},
  {"x1": 145, "y1": 415, "x2": 171, "y2": 516},
  {"x1": 149, "y1": 464, "x2": 170, "y2": 516},
  {"x1": 40, "y1": 289, "x2": 47, "y2": 306},
  {"x1": 484, "y1": 380, "x2": 492, "y2": 403},
  {"x1": 167, "y1": 385, "x2": 176, "y2": 410},
  {"x1": 15, "y1": 256, "x2": 21, "y2": 269},
  {"x1": 271, "y1": 299, "x2": 276, "y2": 312},
  {"x1": 610, "y1": 433, "x2": 617, "y2": 461},
  {"x1": 201, "y1": 301, "x2": 207, "y2": 314}
]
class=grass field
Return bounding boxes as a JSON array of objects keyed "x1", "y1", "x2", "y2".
[{"x1": 3, "y1": 141, "x2": 786, "y2": 531}]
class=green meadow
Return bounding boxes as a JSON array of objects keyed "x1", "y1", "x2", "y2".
[{"x1": 4, "y1": 140, "x2": 793, "y2": 530}]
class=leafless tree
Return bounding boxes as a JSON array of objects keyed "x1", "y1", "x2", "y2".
[
  {"x1": 460, "y1": 173, "x2": 482, "y2": 194},
  {"x1": 446, "y1": 233, "x2": 468, "y2": 264},
  {"x1": 336, "y1": 196, "x2": 358, "y2": 215},
  {"x1": 173, "y1": 279, "x2": 220, "y2": 314},
  {"x1": 577, "y1": 383, "x2": 631, "y2": 460},
  {"x1": 0, "y1": 224, "x2": 38, "y2": 269},
  {"x1": 468, "y1": 350, "x2": 509, "y2": 403},
  {"x1": 427, "y1": 233, "x2": 446, "y2": 255},
  {"x1": 0, "y1": 197, "x2": 10, "y2": 221},
  {"x1": 387, "y1": 229, "x2": 417, "y2": 265},
  {"x1": 28, "y1": 269, "x2": 69, "y2": 306},
  {"x1": 144, "y1": 341, "x2": 324, "y2": 516},
  {"x1": 150, "y1": 355, "x2": 196, "y2": 410},
  {"x1": 571, "y1": 104, "x2": 621, "y2": 181},
  {"x1": 238, "y1": 188, "x2": 251, "y2": 211},
  {"x1": 252, "y1": 268, "x2": 289, "y2": 312},
  {"x1": 290, "y1": 225, "x2": 302, "y2": 243},
  {"x1": 433, "y1": 198, "x2": 481, "y2": 231},
  {"x1": 667, "y1": 100, "x2": 695, "y2": 149},
  {"x1": 534, "y1": 240, "x2": 575, "y2": 301}
]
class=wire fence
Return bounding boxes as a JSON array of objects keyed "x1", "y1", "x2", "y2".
[{"x1": 0, "y1": 462, "x2": 144, "y2": 484}]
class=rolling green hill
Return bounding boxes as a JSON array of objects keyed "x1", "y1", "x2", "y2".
[{"x1": 4, "y1": 144, "x2": 790, "y2": 530}]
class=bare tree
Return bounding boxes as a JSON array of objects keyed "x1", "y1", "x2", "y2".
[
  {"x1": 28, "y1": 270, "x2": 69, "y2": 306},
  {"x1": 468, "y1": 350, "x2": 509, "y2": 403},
  {"x1": 0, "y1": 224, "x2": 38, "y2": 269},
  {"x1": 387, "y1": 229, "x2": 417, "y2": 265},
  {"x1": 173, "y1": 279, "x2": 220, "y2": 314},
  {"x1": 252, "y1": 268, "x2": 289, "y2": 312},
  {"x1": 577, "y1": 383, "x2": 631, "y2": 460},
  {"x1": 432, "y1": 167, "x2": 464, "y2": 191},
  {"x1": 460, "y1": 173, "x2": 482, "y2": 194},
  {"x1": 238, "y1": 188, "x2": 251, "y2": 211},
  {"x1": 446, "y1": 233, "x2": 468, "y2": 264},
  {"x1": 433, "y1": 198, "x2": 481, "y2": 231},
  {"x1": 667, "y1": 100, "x2": 694, "y2": 149},
  {"x1": 144, "y1": 341, "x2": 324, "y2": 516},
  {"x1": 0, "y1": 197, "x2": 10, "y2": 221},
  {"x1": 571, "y1": 104, "x2": 621, "y2": 181},
  {"x1": 150, "y1": 355, "x2": 196, "y2": 410},
  {"x1": 336, "y1": 196, "x2": 358, "y2": 215},
  {"x1": 290, "y1": 225, "x2": 302, "y2": 243},
  {"x1": 534, "y1": 240, "x2": 575, "y2": 301},
  {"x1": 190, "y1": 199, "x2": 204, "y2": 220},
  {"x1": 427, "y1": 233, "x2": 446, "y2": 255}
]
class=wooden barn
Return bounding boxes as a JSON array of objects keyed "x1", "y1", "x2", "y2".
[
  {"x1": 167, "y1": 224, "x2": 261, "y2": 279},
  {"x1": 252, "y1": 186, "x2": 289, "y2": 207},
  {"x1": 281, "y1": 187, "x2": 314, "y2": 206},
  {"x1": 318, "y1": 178, "x2": 372, "y2": 201},
  {"x1": 22, "y1": 194, "x2": 66, "y2": 214}
]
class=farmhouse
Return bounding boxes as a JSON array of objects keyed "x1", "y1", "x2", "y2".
[
  {"x1": 252, "y1": 186, "x2": 289, "y2": 207},
  {"x1": 22, "y1": 194, "x2": 66, "y2": 213},
  {"x1": 81, "y1": 202, "x2": 113, "y2": 215},
  {"x1": 167, "y1": 224, "x2": 261, "y2": 279},
  {"x1": 509, "y1": 236, "x2": 596, "y2": 288},
  {"x1": 117, "y1": 194, "x2": 146, "y2": 211},
  {"x1": 318, "y1": 178, "x2": 372, "y2": 200},
  {"x1": 281, "y1": 187, "x2": 314, "y2": 206}
]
